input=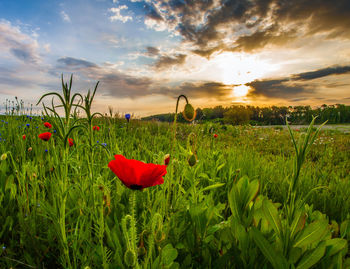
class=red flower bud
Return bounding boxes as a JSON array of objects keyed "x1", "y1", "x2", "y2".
[
  {"x1": 164, "y1": 154, "x2": 170, "y2": 165},
  {"x1": 214, "y1": 134, "x2": 218, "y2": 138},
  {"x1": 22, "y1": 135, "x2": 26, "y2": 140},
  {"x1": 93, "y1": 126, "x2": 100, "y2": 131},
  {"x1": 44, "y1": 122, "x2": 52, "y2": 129}
]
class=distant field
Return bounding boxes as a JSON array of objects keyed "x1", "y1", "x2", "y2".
[{"x1": 255, "y1": 123, "x2": 350, "y2": 133}]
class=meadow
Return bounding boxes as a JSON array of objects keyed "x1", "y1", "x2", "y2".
[{"x1": 1, "y1": 78, "x2": 350, "y2": 268}]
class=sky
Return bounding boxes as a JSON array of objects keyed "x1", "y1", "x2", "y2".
[{"x1": 0, "y1": 0, "x2": 350, "y2": 116}]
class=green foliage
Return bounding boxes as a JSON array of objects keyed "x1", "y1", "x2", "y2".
[{"x1": 0, "y1": 80, "x2": 350, "y2": 268}]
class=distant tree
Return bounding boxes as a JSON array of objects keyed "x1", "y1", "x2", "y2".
[{"x1": 223, "y1": 105, "x2": 252, "y2": 125}]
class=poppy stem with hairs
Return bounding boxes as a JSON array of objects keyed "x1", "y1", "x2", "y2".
[{"x1": 171, "y1": 95, "x2": 189, "y2": 156}]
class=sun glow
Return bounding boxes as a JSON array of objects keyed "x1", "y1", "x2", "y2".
[
  {"x1": 212, "y1": 52, "x2": 274, "y2": 86},
  {"x1": 233, "y1": 85, "x2": 250, "y2": 97}
]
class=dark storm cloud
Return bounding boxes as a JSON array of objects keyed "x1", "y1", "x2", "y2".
[
  {"x1": 57, "y1": 57, "x2": 98, "y2": 68},
  {"x1": 143, "y1": 0, "x2": 350, "y2": 57},
  {"x1": 247, "y1": 65, "x2": 350, "y2": 98}
]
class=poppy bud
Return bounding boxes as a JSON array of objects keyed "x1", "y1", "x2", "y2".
[
  {"x1": 1, "y1": 153, "x2": 7, "y2": 161},
  {"x1": 188, "y1": 154, "x2": 197, "y2": 166},
  {"x1": 93, "y1": 126, "x2": 100, "y2": 131},
  {"x1": 44, "y1": 122, "x2": 52, "y2": 129},
  {"x1": 214, "y1": 134, "x2": 218, "y2": 138},
  {"x1": 164, "y1": 154, "x2": 170, "y2": 165},
  {"x1": 138, "y1": 246, "x2": 147, "y2": 257},
  {"x1": 22, "y1": 135, "x2": 26, "y2": 140},
  {"x1": 28, "y1": 147, "x2": 32, "y2": 152},
  {"x1": 183, "y1": 103, "x2": 196, "y2": 121},
  {"x1": 124, "y1": 249, "x2": 136, "y2": 267}
]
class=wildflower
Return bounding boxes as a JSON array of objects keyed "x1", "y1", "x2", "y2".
[
  {"x1": 28, "y1": 147, "x2": 32, "y2": 152},
  {"x1": 38, "y1": 132, "x2": 52, "y2": 141},
  {"x1": 45, "y1": 149, "x2": 48, "y2": 153},
  {"x1": 26, "y1": 123, "x2": 30, "y2": 127},
  {"x1": 53, "y1": 130, "x2": 57, "y2": 133},
  {"x1": 93, "y1": 126, "x2": 100, "y2": 131},
  {"x1": 214, "y1": 134, "x2": 218, "y2": 138},
  {"x1": 102, "y1": 143, "x2": 107, "y2": 147},
  {"x1": 68, "y1": 138, "x2": 74, "y2": 147},
  {"x1": 164, "y1": 154, "x2": 170, "y2": 165},
  {"x1": 125, "y1": 113, "x2": 131, "y2": 122},
  {"x1": 22, "y1": 135, "x2": 26, "y2": 140},
  {"x1": 108, "y1": 155, "x2": 167, "y2": 190},
  {"x1": 44, "y1": 122, "x2": 52, "y2": 128},
  {"x1": 1, "y1": 153, "x2": 7, "y2": 161},
  {"x1": 2, "y1": 246, "x2": 5, "y2": 250}
]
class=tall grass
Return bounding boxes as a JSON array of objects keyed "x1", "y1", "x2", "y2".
[{"x1": 0, "y1": 77, "x2": 349, "y2": 268}]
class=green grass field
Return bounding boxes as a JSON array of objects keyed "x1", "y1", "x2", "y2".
[{"x1": 1, "y1": 81, "x2": 350, "y2": 268}]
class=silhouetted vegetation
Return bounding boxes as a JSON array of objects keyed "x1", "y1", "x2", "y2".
[{"x1": 142, "y1": 104, "x2": 350, "y2": 125}]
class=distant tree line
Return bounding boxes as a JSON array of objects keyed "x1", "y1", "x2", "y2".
[{"x1": 141, "y1": 104, "x2": 350, "y2": 125}]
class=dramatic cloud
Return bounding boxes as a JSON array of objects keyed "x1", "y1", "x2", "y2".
[
  {"x1": 142, "y1": 0, "x2": 350, "y2": 57},
  {"x1": 109, "y1": 5, "x2": 133, "y2": 23},
  {"x1": 54, "y1": 56, "x2": 233, "y2": 100},
  {"x1": 0, "y1": 20, "x2": 41, "y2": 64},
  {"x1": 247, "y1": 65, "x2": 350, "y2": 98},
  {"x1": 293, "y1": 65, "x2": 350, "y2": 81}
]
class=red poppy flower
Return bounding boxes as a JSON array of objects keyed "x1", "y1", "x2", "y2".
[
  {"x1": 38, "y1": 132, "x2": 52, "y2": 141},
  {"x1": 44, "y1": 122, "x2": 52, "y2": 128},
  {"x1": 214, "y1": 134, "x2": 218, "y2": 138},
  {"x1": 93, "y1": 126, "x2": 100, "y2": 131},
  {"x1": 22, "y1": 135, "x2": 26, "y2": 140},
  {"x1": 68, "y1": 138, "x2": 74, "y2": 147},
  {"x1": 108, "y1": 155, "x2": 167, "y2": 190}
]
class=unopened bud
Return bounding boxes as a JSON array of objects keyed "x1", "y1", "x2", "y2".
[
  {"x1": 183, "y1": 103, "x2": 196, "y2": 121},
  {"x1": 124, "y1": 249, "x2": 136, "y2": 267},
  {"x1": 28, "y1": 147, "x2": 32, "y2": 152},
  {"x1": 164, "y1": 154, "x2": 170, "y2": 165},
  {"x1": 188, "y1": 154, "x2": 197, "y2": 167},
  {"x1": 1, "y1": 153, "x2": 7, "y2": 161}
]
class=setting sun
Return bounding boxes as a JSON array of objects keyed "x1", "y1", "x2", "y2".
[{"x1": 233, "y1": 85, "x2": 250, "y2": 97}]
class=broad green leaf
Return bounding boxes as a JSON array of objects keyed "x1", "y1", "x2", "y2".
[
  {"x1": 251, "y1": 227, "x2": 288, "y2": 269},
  {"x1": 325, "y1": 238, "x2": 347, "y2": 257},
  {"x1": 262, "y1": 199, "x2": 282, "y2": 237},
  {"x1": 242, "y1": 179, "x2": 259, "y2": 209},
  {"x1": 294, "y1": 219, "x2": 328, "y2": 248},
  {"x1": 228, "y1": 185, "x2": 241, "y2": 219},
  {"x1": 290, "y1": 209, "x2": 305, "y2": 239},
  {"x1": 162, "y1": 244, "x2": 178, "y2": 266},
  {"x1": 296, "y1": 241, "x2": 326, "y2": 269}
]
